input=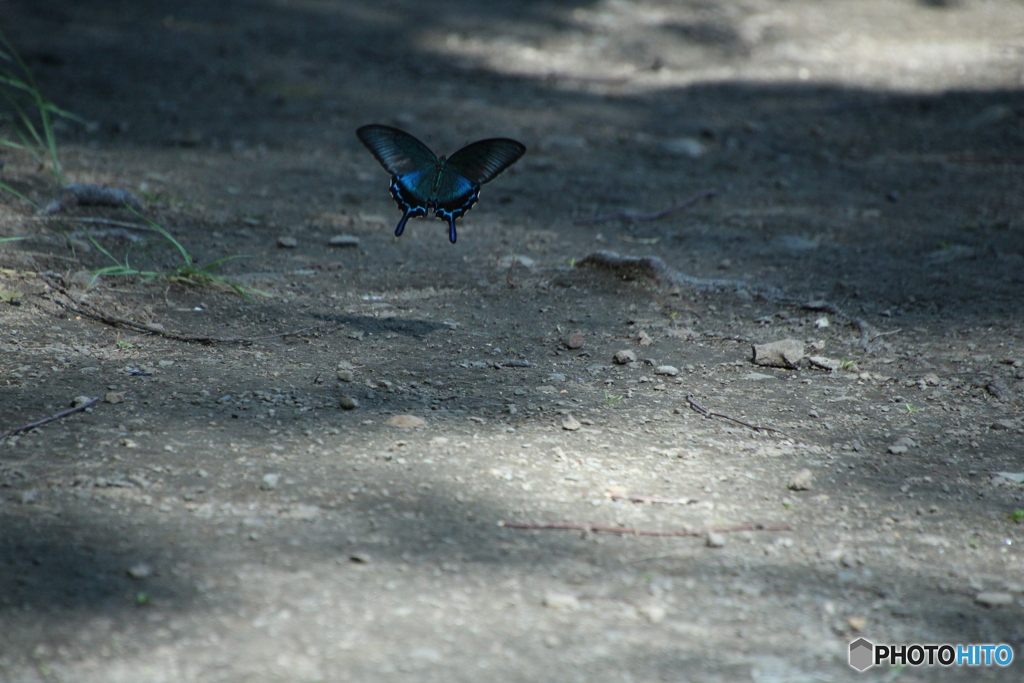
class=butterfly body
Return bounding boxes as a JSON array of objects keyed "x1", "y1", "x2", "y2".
[{"x1": 357, "y1": 125, "x2": 525, "y2": 243}]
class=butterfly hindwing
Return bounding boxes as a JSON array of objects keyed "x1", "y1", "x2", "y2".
[{"x1": 446, "y1": 138, "x2": 526, "y2": 184}]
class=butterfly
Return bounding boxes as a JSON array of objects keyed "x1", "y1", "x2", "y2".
[{"x1": 356, "y1": 124, "x2": 525, "y2": 244}]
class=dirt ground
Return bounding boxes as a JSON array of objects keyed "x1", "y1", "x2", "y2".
[{"x1": 1, "y1": 0, "x2": 1024, "y2": 681}]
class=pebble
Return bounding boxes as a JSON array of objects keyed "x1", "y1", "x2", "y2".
[
  {"x1": 126, "y1": 562, "x2": 153, "y2": 580},
  {"x1": 386, "y1": 414, "x2": 426, "y2": 428},
  {"x1": 261, "y1": 473, "x2": 280, "y2": 490},
  {"x1": 542, "y1": 592, "x2": 580, "y2": 611},
  {"x1": 339, "y1": 395, "x2": 360, "y2": 410},
  {"x1": 566, "y1": 333, "x2": 585, "y2": 349},
  {"x1": 637, "y1": 604, "x2": 667, "y2": 624},
  {"x1": 662, "y1": 137, "x2": 706, "y2": 158},
  {"x1": 788, "y1": 469, "x2": 814, "y2": 491},
  {"x1": 975, "y1": 592, "x2": 1014, "y2": 608},
  {"x1": 561, "y1": 415, "x2": 582, "y2": 431},
  {"x1": 808, "y1": 356, "x2": 841, "y2": 372},
  {"x1": 498, "y1": 254, "x2": 535, "y2": 269},
  {"x1": 613, "y1": 350, "x2": 636, "y2": 365},
  {"x1": 752, "y1": 339, "x2": 805, "y2": 369},
  {"x1": 104, "y1": 391, "x2": 125, "y2": 404},
  {"x1": 18, "y1": 490, "x2": 38, "y2": 504},
  {"x1": 158, "y1": 359, "x2": 175, "y2": 367},
  {"x1": 328, "y1": 235, "x2": 360, "y2": 247},
  {"x1": 705, "y1": 532, "x2": 726, "y2": 548},
  {"x1": 277, "y1": 236, "x2": 298, "y2": 248},
  {"x1": 337, "y1": 368, "x2": 355, "y2": 382},
  {"x1": 637, "y1": 331, "x2": 653, "y2": 346},
  {"x1": 654, "y1": 365, "x2": 679, "y2": 376},
  {"x1": 547, "y1": 373, "x2": 566, "y2": 382},
  {"x1": 814, "y1": 317, "x2": 830, "y2": 328}
]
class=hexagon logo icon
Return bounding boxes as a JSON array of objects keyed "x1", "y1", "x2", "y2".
[{"x1": 849, "y1": 638, "x2": 874, "y2": 671}]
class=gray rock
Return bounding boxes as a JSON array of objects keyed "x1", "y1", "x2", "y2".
[
  {"x1": 706, "y1": 532, "x2": 726, "y2": 548},
  {"x1": 328, "y1": 235, "x2": 359, "y2": 247},
  {"x1": 975, "y1": 592, "x2": 1014, "y2": 607},
  {"x1": 542, "y1": 592, "x2": 580, "y2": 611},
  {"x1": 561, "y1": 415, "x2": 582, "y2": 431},
  {"x1": 339, "y1": 395, "x2": 360, "y2": 410},
  {"x1": 788, "y1": 469, "x2": 814, "y2": 491},
  {"x1": 752, "y1": 339, "x2": 805, "y2": 369},
  {"x1": 337, "y1": 368, "x2": 355, "y2": 382},
  {"x1": 126, "y1": 562, "x2": 153, "y2": 579},
  {"x1": 261, "y1": 473, "x2": 280, "y2": 491},
  {"x1": 277, "y1": 236, "x2": 298, "y2": 248},
  {"x1": 613, "y1": 350, "x2": 636, "y2": 365},
  {"x1": 654, "y1": 365, "x2": 679, "y2": 376}
]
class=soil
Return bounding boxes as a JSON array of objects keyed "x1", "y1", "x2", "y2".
[{"x1": 1, "y1": 1, "x2": 1024, "y2": 681}]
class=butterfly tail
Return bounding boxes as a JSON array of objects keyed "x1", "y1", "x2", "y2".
[
  {"x1": 445, "y1": 214, "x2": 457, "y2": 244},
  {"x1": 395, "y1": 210, "x2": 415, "y2": 237}
]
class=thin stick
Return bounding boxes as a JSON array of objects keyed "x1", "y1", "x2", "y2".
[
  {"x1": 0, "y1": 396, "x2": 100, "y2": 440},
  {"x1": 686, "y1": 394, "x2": 789, "y2": 436},
  {"x1": 42, "y1": 279, "x2": 321, "y2": 346},
  {"x1": 610, "y1": 494, "x2": 700, "y2": 505},
  {"x1": 29, "y1": 216, "x2": 164, "y2": 232},
  {"x1": 498, "y1": 520, "x2": 791, "y2": 537},
  {"x1": 574, "y1": 189, "x2": 717, "y2": 225}
]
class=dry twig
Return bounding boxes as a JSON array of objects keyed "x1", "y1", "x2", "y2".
[
  {"x1": 610, "y1": 494, "x2": 701, "y2": 505},
  {"x1": 574, "y1": 189, "x2": 717, "y2": 225},
  {"x1": 41, "y1": 276, "x2": 321, "y2": 346},
  {"x1": 1, "y1": 396, "x2": 100, "y2": 441},
  {"x1": 686, "y1": 394, "x2": 789, "y2": 436},
  {"x1": 498, "y1": 520, "x2": 791, "y2": 537}
]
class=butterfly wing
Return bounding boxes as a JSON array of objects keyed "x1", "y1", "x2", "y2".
[
  {"x1": 356, "y1": 125, "x2": 437, "y2": 176},
  {"x1": 446, "y1": 138, "x2": 526, "y2": 184}
]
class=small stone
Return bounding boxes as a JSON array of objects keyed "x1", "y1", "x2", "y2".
[
  {"x1": 328, "y1": 235, "x2": 359, "y2": 247},
  {"x1": 654, "y1": 365, "x2": 679, "y2": 376},
  {"x1": 922, "y1": 372, "x2": 941, "y2": 386},
  {"x1": 158, "y1": 359, "x2": 175, "y2": 367},
  {"x1": 18, "y1": 490, "x2": 38, "y2": 504},
  {"x1": 613, "y1": 350, "x2": 636, "y2": 365},
  {"x1": 752, "y1": 339, "x2": 805, "y2": 369},
  {"x1": 887, "y1": 444, "x2": 909, "y2": 455},
  {"x1": 990, "y1": 420, "x2": 1016, "y2": 431},
  {"x1": 336, "y1": 368, "x2": 354, "y2": 382},
  {"x1": 542, "y1": 592, "x2": 580, "y2": 611},
  {"x1": 788, "y1": 469, "x2": 814, "y2": 491},
  {"x1": 814, "y1": 317, "x2": 830, "y2": 328},
  {"x1": 561, "y1": 415, "x2": 581, "y2": 431},
  {"x1": 847, "y1": 616, "x2": 868, "y2": 632},
  {"x1": 126, "y1": 562, "x2": 153, "y2": 580},
  {"x1": 385, "y1": 414, "x2": 426, "y2": 428},
  {"x1": 637, "y1": 330, "x2": 654, "y2": 346},
  {"x1": 498, "y1": 254, "x2": 535, "y2": 269},
  {"x1": 339, "y1": 395, "x2": 359, "y2": 410},
  {"x1": 717, "y1": 258, "x2": 731, "y2": 270},
  {"x1": 261, "y1": 473, "x2": 280, "y2": 490},
  {"x1": 808, "y1": 356, "x2": 841, "y2": 372},
  {"x1": 277, "y1": 236, "x2": 298, "y2": 248},
  {"x1": 71, "y1": 395, "x2": 93, "y2": 407},
  {"x1": 104, "y1": 391, "x2": 125, "y2": 404},
  {"x1": 662, "y1": 137, "x2": 706, "y2": 158},
  {"x1": 975, "y1": 592, "x2": 1014, "y2": 608},
  {"x1": 637, "y1": 604, "x2": 667, "y2": 624},
  {"x1": 705, "y1": 532, "x2": 726, "y2": 548},
  {"x1": 547, "y1": 373, "x2": 566, "y2": 382},
  {"x1": 566, "y1": 333, "x2": 585, "y2": 349}
]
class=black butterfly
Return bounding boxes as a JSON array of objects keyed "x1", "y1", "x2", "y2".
[{"x1": 356, "y1": 125, "x2": 525, "y2": 244}]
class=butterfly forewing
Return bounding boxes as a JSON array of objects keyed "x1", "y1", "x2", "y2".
[
  {"x1": 356, "y1": 125, "x2": 438, "y2": 176},
  {"x1": 446, "y1": 138, "x2": 526, "y2": 185}
]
